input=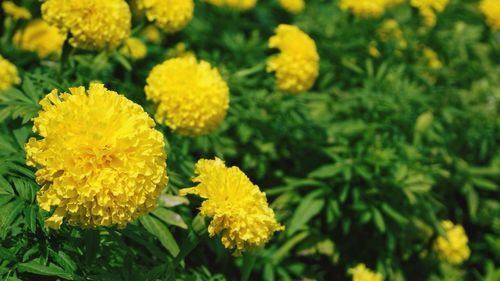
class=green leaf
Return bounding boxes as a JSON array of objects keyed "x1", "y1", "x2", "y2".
[
  {"x1": 17, "y1": 260, "x2": 73, "y2": 280},
  {"x1": 471, "y1": 177, "x2": 498, "y2": 191},
  {"x1": 140, "y1": 215, "x2": 180, "y2": 256},
  {"x1": 381, "y1": 204, "x2": 409, "y2": 224},
  {"x1": 287, "y1": 191, "x2": 325, "y2": 236},
  {"x1": 308, "y1": 163, "x2": 344, "y2": 179},
  {"x1": 151, "y1": 208, "x2": 188, "y2": 229},
  {"x1": 372, "y1": 208, "x2": 386, "y2": 233}
]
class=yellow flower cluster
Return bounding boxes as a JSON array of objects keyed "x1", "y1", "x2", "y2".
[
  {"x1": 267, "y1": 24, "x2": 319, "y2": 93},
  {"x1": 206, "y1": 0, "x2": 257, "y2": 11},
  {"x1": 0, "y1": 55, "x2": 21, "y2": 91},
  {"x1": 180, "y1": 158, "x2": 284, "y2": 255},
  {"x1": 41, "y1": 0, "x2": 131, "y2": 50},
  {"x1": 2, "y1": 1, "x2": 31, "y2": 20},
  {"x1": 120, "y1": 37, "x2": 148, "y2": 60},
  {"x1": 278, "y1": 0, "x2": 305, "y2": 14},
  {"x1": 142, "y1": 25, "x2": 162, "y2": 43},
  {"x1": 422, "y1": 47, "x2": 443, "y2": 70},
  {"x1": 348, "y1": 264, "x2": 383, "y2": 281},
  {"x1": 433, "y1": 220, "x2": 471, "y2": 265},
  {"x1": 25, "y1": 83, "x2": 167, "y2": 229},
  {"x1": 145, "y1": 57, "x2": 229, "y2": 136},
  {"x1": 136, "y1": 0, "x2": 194, "y2": 33},
  {"x1": 479, "y1": 0, "x2": 500, "y2": 31},
  {"x1": 13, "y1": 20, "x2": 66, "y2": 59},
  {"x1": 410, "y1": 0, "x2": 449, "y2": 27}
]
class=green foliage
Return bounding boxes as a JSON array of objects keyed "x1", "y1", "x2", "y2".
[{"x1": 1, "y1": 0, "x2": 499, "y2": 280}]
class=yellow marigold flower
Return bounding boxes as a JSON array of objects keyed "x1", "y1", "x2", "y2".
[
  {"x1": 13, "y1": 19, "x2": 66, "y2": 59},
  {"x1": 278, "y1": 0, "x2": 305, "y2": 14},
  {"x1": 339, "y1": 0, "x2": 386, "y2": 18},
  {"x1": 120, "y1": 37, "x2": 147, "y2": 60},
  {"x1": 136, "y1": 0, "x2": 194, "y2": 33},
  {"x1": 422, "y1": 47, "x2": 443, "y2": 70},
  {"x1": 383, "y1": 0, "x2": 405, "y2": 7},
  {"x1": 179, "y1": 158, "x2": 284, "y2": 255},
  {"x1": 433, "y1": 220, "x2": 471, "y2": 265},
  {"x1": 267, "y1": 24, "x2": 319, "y2": 93},
  {"x1": 145, "y1": 57, "x2": 229, "y2": 136},
  {"x1": 369, "y1": 41, "x2": 381, "y2": 58},
  {"x1": 410, "y1": 0, "x2": 449, "y2": 27},
  {"x1": 2, "y1": 1, "x2": 31, "y2": 20},
  {"x1": 142, "y1": 25, "x2": 162, "y2": 43},
  {"x1": 0, "y1": 55, "x2": 21, "y2": 91},
  {"x1": 479, "y1": 0, "x2": 500, "y2": 31},
  {"x1": 348, "y1": 264, "x2": 383, "y2": 281},
  {"x1": 25, "y1": 83, "x2": 167, "y2": 229},
  {"x1": 206, "y1": 0, "x2": 257, "y2": 11},
  {"x1": 41, "y1": 0, "x2": 131, "y2": 50}
]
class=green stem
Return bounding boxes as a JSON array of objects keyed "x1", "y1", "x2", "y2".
[{"x1": 241, "y1": 252, "x2": 258, "y2": 281}]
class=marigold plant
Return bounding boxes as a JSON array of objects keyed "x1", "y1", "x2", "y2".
[
  {"x1": 145, "y1": 56, "x2": 230, "y2": 136},
  {"x1": 136, "y1": 0, "x2": 194, "y2": 33},
  {"x1": 433, "y1": 220, "x2": 471, "y2": 265},
  {"x1": 25, "y1": 83, "x2": 168, "y2": 229},
  {"x1": 13, "y1": 19, "x2": 66, "y2": 58},
  {"x1": 0, "y1": 55, "x2": 21, "y2": 91},
  {"x1": 180, "y1": 158, "x2": 284, "y2": 255}
]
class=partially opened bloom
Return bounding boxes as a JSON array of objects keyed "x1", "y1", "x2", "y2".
[
  {"x1": 433, "y1": 220, "x2": 470, "y2": 265},
  {"x1": 206, "y1": 0, "x2": 257, "y2": 11},
  {"x1": 120, "y1": 37, "x2": 147, "y2": 60},
  {"x1": 267, "y1": 24, "x2": 319, "y2": 93},
  {"x1": 41, "y1": 0, "x2": 131, "y2": 50},
  {"x1": 142, "y1": 25, "x2": 162, "y2": 43},
  {"x1": 13, "y1": 19, "x2": 66, "y2": 58},
  {"x1": 25, "y1": 83, "x2": 167, "y2": 229},
  {"x1": 136, "y1": 0, "x2": 194, "y2": 33},
  {"x1": 410, "y1": 0, "x2": 449, "y2": 27},
  {"x1": 278, "y1": 0, "x2": 305, "y2": 13},
  {"x1": 2, "y1": 1, "x2": 31, "y2": 20},
  {"x1": 349, "y1": 264, "x2": 382, "y2": 281},
  {"x1": 180, "y1": 158, "x2": 284, "y2": 255},
  {"x1": 145, "y1": 56, "x2": 229, "y2": 136},
  {"x1": 479, "y1": 0, "x2": 500, "y2": 31},
  {"x1": 0, "y1": 55, "x2": 21, "y2": 91}
]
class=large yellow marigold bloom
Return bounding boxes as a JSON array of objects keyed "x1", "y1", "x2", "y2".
[
  {"x1": 2, "y1": 1, "x2": 31, "y2": 20},
  {"x1": 433, "y1": 220, "x2": 470, "y2": 265},
  {"x1": 145, "y1": 57, "x2": 229, "y2": 136},
  {"x1": 279, "y1": 0, "x2": 305, "y2": 13},
  {"x1": 206, "y1": 0, "x2": 257, "y2": 11},
  {"x1": 480, "y1": 0, "x2": 500, "y2": 31},
  {"x1": 348, "y1": 264, "x2": 383, "y2": 281},
  {"x1": 41, "y1": 0, "x2": 131, "y2": 50},
  {"x1": 136, "y1": 0, "x2": 194, "y2": 33},
  {"x1": 180, "y1": 158, "x2": 284, "y2": 255},
  {"x1": 339, "y1": 0, "x2": 386, "y2": 18},
  {"x1": 120, "y1": 37, "x2": 147, "y2": 60},
  {"x1": 410, "y1": 0, "x2": 449, "y2": 27},
  {"x1": 25, "y1": 83, "x2": 167, "y2": 229},
  {"x1": 13, "y1": 19, "x2": 66, "y2": 58},
  {"x1": 0, "y1": 55, "x2": 21, "y2": 91},
  {"x1": 267, "y1": 24, "x2": 319, "y2": 93}
]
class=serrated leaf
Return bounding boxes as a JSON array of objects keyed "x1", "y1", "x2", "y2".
[
  {"x1": 287, "y1": 192, "x2": 325, "y2": 236},
  {"x1": 17, "y1": 260, "x2": 73, "y2": 280},
  {"x1": 140, "y1": 215, "x2": 180, "y2": 256}
]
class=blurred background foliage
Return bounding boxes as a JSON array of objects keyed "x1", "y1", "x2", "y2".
[{"x1": 0, "y1": 0, "x2": 499, "y2": 280}]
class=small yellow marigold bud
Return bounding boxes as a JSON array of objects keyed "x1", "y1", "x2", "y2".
[
  {"x1": 0, "y1": 55, "x2": 21, "y2": 91},
  {"x1": 179, "y1": 158, "x2": 284, "y2": 255},
  {"x1": 278, "y1": 0, "x2": 305, "y2": 14},
  {"x1": 120, "y1": 37, "x2": 148, "y2": 60},
  {"x1": 136, "y1": 0, "x2": 194, "y2": 33},
  {"x1": 267, "y1": 24, "x2": 319, "y2": 93},
  {"x1": 348, "y1": 263, "x2": 383, "y2": 281},
  {"x1": 378, "y1": 19, "x2": 407, "y2": 50},
  {"x1": 142, "y1": 25, "x2": 162, "y2": 44},
  {"x1": 206, "y1": 0, "x2": 257, "y2": 11},
  {"x1": 13, "y1": 19, "x2": 66, "y2": 58},
  {"x1": 2, "y1": 1, "x2": 31, "y2": 20},
  {"x1": 410, "y1": 0, "x2": 449, "y2": 27},
  {"x1": 479, "y1": 0, "x2": 500, "y2": 31},
  {"x1": 41, "y1": 0, "x2": 131, "y2": 50},
  {"x1": 422, "y1": 47, "x2": 443, "y2": 70},
  {"x1": 145, "y1": 57, "x2": 230, "y2": 136},
  {"x1": 433, "y1": 220, "x2": 471, "y2": 265},
  {"x1": 25, "y1": 83, "x2": 168, "y2": 229}
]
